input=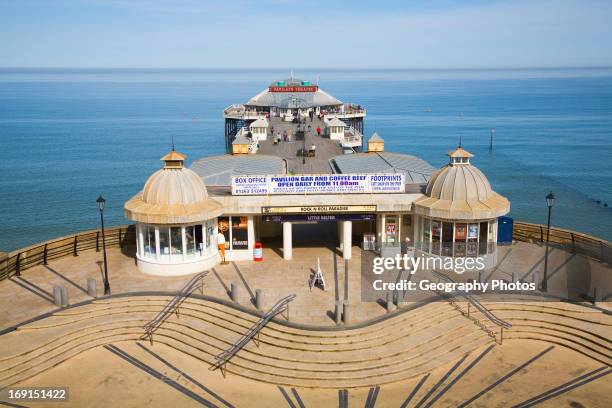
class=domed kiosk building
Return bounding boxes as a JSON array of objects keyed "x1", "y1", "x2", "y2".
[
  {"x1": 124, "y1": 150, "x2": 222, "y2": 276},
  {"x1": 413, "y1": 147, "x2": 510, "y2": 267}
]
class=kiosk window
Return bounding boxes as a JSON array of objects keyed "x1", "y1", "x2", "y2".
[{"x1": 231, "y1": 216, "x2": 249, "y2": 250}]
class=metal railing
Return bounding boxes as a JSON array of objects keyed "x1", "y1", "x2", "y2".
[
  {"x1": 210, "y1": 294, "x2": 296, "y2": 376},
  {"x1": 431, "y1": 270, "x2": 511, "y2": 343},
  {"x1": 141, "y1": 271, "x2": 208, "y2": 344},
  {"x1": 513, "y1": 221, "x2": 611, "y2": 264},
  {"x1": 0, "y1": 225, "x2": 135, "y2": 282}
]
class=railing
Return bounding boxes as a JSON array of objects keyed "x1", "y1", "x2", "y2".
[
  {"x1": 342, "y1": 125, "x2": 362, "y2": 147},
  {"x1": 325, "y1": 105, "x2": 366, "y2": 116},
  {"x1": 210, "y1": 294, "x2": 296, "y2": 376},
  {"x1": 0, "y1": 225, "x2": 135, "y2": 282},
  {"x1": 141, "y1": 271, "x2": 208, "y2": 344},
  {"x1": 224, "y1": 104, "x2": 267, "y2": 119},
  {"x1": 513, "y1": 221, "x2": 611, "y2": 264},
  {"x1": 432, "y1": 270, "x2": 511, "y2": 344}
]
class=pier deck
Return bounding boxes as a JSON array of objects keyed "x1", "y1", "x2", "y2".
[{"x1": 257, "y1": 116, "x2": 343, "y2": 174}]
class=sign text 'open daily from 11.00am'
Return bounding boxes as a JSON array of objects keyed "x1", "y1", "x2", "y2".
[{"x1": 231, "y1": 174, "x2": 405, "y2": 195}]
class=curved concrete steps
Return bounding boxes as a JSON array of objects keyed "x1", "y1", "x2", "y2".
[{"x1": 0, "y1": 295, "x2": 610, "y2": 389}]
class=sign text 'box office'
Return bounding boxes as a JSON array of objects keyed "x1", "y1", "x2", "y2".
[{"x1": 231, "y1": 174, "x2": 405, "y2": 196}]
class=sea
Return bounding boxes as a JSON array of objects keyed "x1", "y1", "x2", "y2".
[{"x1": 0, "y1": 68, "x2": 611, "y2": 252}]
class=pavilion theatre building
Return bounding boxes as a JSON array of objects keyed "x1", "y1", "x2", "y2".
[{"x1": 124, "y1": 140, "x2": 510, "y2": 276}]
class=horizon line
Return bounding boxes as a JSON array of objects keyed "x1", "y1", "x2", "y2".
[{"x1": 1, "y1": 66, "x2": 612, "y2": 72}]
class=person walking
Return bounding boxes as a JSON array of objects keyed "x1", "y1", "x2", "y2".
[
  {"x1": 217, "y1": 228, "x2": 227, "y2": 264},
  {"x1": 316, "y1": 126, "x2": 321, "y2": 136}
]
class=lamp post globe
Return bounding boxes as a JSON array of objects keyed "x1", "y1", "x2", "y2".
[
  {"x1": 97, "y1": 195, "x2": 111, "y2": 295},
  {"x1": 542, "y1": 192, "x2": 555, "y2": 292},
  {"x1": 96, "y1": 195, "x2": 106, "y2": 212},
  {"x1": 546, "y1": 192, "x2": 555, "y2": 208}
]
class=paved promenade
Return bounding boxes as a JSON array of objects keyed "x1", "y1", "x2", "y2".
[{"x1": 1, "y1": 241, "x2": 610, "y2": 330}]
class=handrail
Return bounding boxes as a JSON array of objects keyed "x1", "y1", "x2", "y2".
[
  {"x1": 431, "y1": 271, "x2": 512, "y2": 329},
  {"x1": 141, "y1": 271, "x2": 208, "y2": 342},
  {"x1": 210, "y1": 294, "x2": 296, "y2": 375}
]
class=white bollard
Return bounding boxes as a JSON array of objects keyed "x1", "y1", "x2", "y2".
[{"x1": 87, "y1": 278, "x2": 97, "y2": 298}]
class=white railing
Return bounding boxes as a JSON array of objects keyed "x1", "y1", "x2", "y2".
[
  {"x1": 224, "y1": 104, "x2": 267, "y2": 119},
  {"x1": 342, "y1": 125, "x2": 363, "y2": 148}
]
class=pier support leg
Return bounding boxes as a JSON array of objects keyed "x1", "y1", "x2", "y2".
[{"x1": 283, "y1": 222, "x2": 292, "y2": 260}]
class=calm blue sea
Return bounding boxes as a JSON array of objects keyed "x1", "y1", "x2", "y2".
[{"x1": 0, "y1": 68, "x2": 611, "y2": 251}]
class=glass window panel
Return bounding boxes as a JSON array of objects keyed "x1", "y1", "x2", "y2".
[
  {"x1": 195, "y1": 224, "x2": 204, "y2": 254},
  {"x1": 159, "y1": 228, "x2": 170, "y2": 261},
  {"x1": 218, "y1": 217, "x2": 230, "y2": 248},
  {"x1": 170, "y1": 227, "x2": 183, "y2": 259},
  {"x1": 385, "y1": 216, "x2": 398, "y2": 244},
  {"x1": 442, "y1": 222, "x2": 453, "y2": 256},
  {"x1": 467, "y1": 223, "x2": 479, "y2": 257},
  {"x1": 455, "y1": 223, "x2": 467, "y2": 257},
  {"x1": 145, "y1": 226, "x2": 156, "y2": 258},
  {"x1": 231, "y1": 216, "x2": 249, "y2": 250},
  {"x1": 185, "y1": 226, "x2": 195, "y2": 257},
  {"x1": 479, "y1": 221, "x2": 488, "y2": 255},
  {"x1": 455, "y1": 224, "x2": 467, "y2": 242},
  {"x1": 422, "y1": 218, "x2": 431, "y2": 252},
  {"x1": 207, "y1": 221, "x2": 215, "y2": 250},
  {"x1": 431, "y1": 220, "x2": 441, "y2": 255}
]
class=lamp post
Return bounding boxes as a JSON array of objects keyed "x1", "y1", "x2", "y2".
[
  {"x1": 542, "y1": 192, "x2": 555, "y2": 292},
  {"x1": 96, "y1": 195, "x2": 111, "y2": 295}
]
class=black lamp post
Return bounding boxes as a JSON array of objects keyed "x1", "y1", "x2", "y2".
[
  {"x1": 542, "y1": 192, "x2": 555, "y2": 292},
  {"x1": 96, "y1": 195, "x2": 111, "y2": 295}
]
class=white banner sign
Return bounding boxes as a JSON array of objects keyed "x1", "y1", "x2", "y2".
[{"x1": 231, "y1": 174, "x2": 405, "y2": 195}]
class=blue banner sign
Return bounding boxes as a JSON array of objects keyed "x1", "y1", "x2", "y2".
[
  {"x1": 231, "y1": 174, "x2": 405, "y2": 195},
  {"x1": 263, "y1": 214, "x2": 376, "y2": 222}
]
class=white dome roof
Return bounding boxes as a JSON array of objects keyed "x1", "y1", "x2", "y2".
[
  {"x1": 124, "y1": 150, "x2": 221, "y2": 224},
  {"x1": 426, "y1": 163, "x2": 493, "y2": 202},
  {"x1": 414, "y1": 147, "x2": 510, "y2": 220},
  {"x1": 142, "y1": 167, "x2": 208, "y2": 205}
]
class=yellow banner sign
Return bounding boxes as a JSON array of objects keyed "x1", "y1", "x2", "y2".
[{"x1": 262, "y1": 205, "x2": 377, "y2": 214}]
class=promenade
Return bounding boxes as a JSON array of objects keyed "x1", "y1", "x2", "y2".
[{"x1": 1, "y1": 240, "x2": 610, "y2": 330}]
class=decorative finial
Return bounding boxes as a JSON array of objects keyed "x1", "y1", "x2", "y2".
[
  {"x1": 458, "y1": 135, "x2": 462, "y2": 148},
  {"x1": 172, "y1": 135, "x2": 175, "y2": 151}
]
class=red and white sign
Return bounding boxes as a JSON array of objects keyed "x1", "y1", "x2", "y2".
[{"x1": 269, "y1": 86, "x2": 318, "y2": 93}]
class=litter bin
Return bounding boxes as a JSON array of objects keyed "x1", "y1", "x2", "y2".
[{"x1": 253, "y1": 242, "x2": 263, "y2": 261}]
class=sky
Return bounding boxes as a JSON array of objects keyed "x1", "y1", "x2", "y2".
[{"x1": 1, "y1": 0, "x2": 611, "y2": 69}]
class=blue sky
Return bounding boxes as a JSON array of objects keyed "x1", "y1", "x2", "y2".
[{"x1": 1, "y1": 0, "x2": 611, "y2": 68}]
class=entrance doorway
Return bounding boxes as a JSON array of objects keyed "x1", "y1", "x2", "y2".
[
  {"x1": 258, "y1": 214, "x2": 376, "y2": 254},
  {"x1": 292, "y1": 222, "x2": 337, "y2": 247}
]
